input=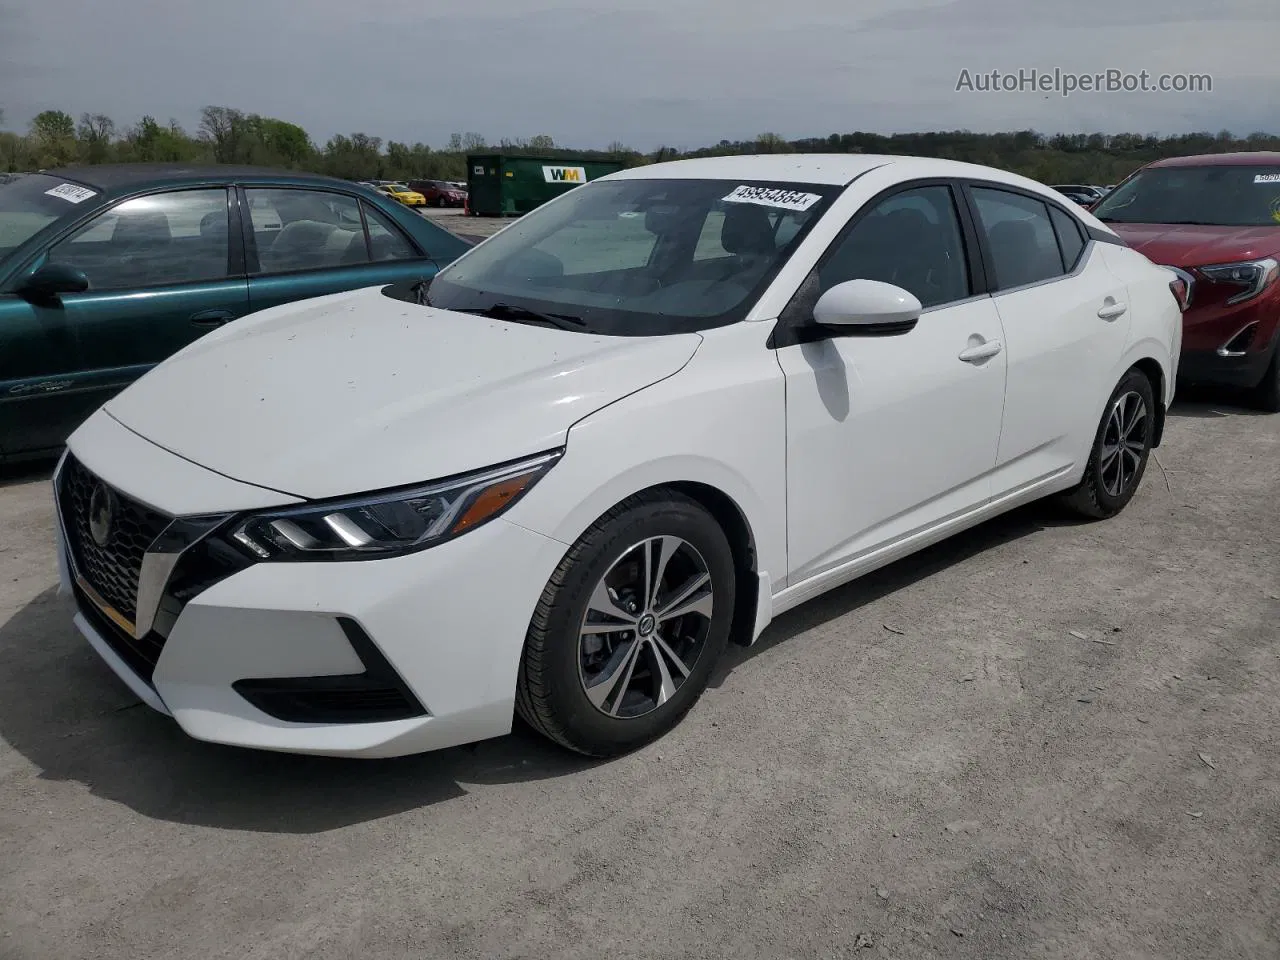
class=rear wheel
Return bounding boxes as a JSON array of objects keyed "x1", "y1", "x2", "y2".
[
  {"x1": 1249, "y1": 345, "x2": 1280, "y2": 412},
  {"x1": 516, "y1": 491, "x2": 735, "y2": 757},
  {"x1": 1061, "y1": 369, "x2": 1155, "y2": 519}
]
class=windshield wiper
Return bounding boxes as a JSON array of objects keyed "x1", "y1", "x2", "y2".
[{"x1": 461, "y1": 302, "x2": 587, "y2": 332}]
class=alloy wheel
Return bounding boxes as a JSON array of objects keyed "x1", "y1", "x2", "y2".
[
  {"x1": 1100, "y1": 390, "x2": 1148, "y2": 498},
  {"x1": 578, "y1": 536, "x2": 715, "y2": 719}
]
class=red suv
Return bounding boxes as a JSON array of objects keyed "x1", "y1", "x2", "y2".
[
  {"x1": 408, "y1": 179, "x2": 467, "y2": 208},
  {"x1": 1091, "y1": 152, "x2": 1280, "y2": 410}
]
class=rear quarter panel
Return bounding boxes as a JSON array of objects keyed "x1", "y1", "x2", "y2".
[{"x1": 1099, "y1": 244, "x2": 1182, "y2": 407}]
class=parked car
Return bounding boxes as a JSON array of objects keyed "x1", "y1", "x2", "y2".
[
  {"x1": 0, "y1": 164, "x2": 471, "y2": 462},
  {"x1": 1053, "y1": 186, "x2": 1100, "y2": 207},
  {"x1": 1051, "y1": 184, "x2": 1108, "y2": 204},
  {"x1": 1091, "y1": 151, "x2": 1280, "y2": 410},
  {"x1": 53, "y1": 154, "x2": 1181, "y2": 759},
  {"x1": 408, "y1": 179, "x2": 467, "y2": 208},
  {"x1": 376, "y1": 183, "x2": 427, "y2": 207}
]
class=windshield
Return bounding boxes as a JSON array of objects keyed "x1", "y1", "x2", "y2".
[
  {"x1": 1093, "y1": 165, "x2": 1280, "y2": 227},
  {"x1": 0, "y1": 173, "x2": 96, "y2": 263},
  {"x1": 416, "y1": 177, "x2": 838, "y2": 335}
]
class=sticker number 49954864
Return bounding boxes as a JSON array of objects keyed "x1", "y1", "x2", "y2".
[
  {"x1": 722, "y1": 185, "x2": 822, "y2": 211},
  {"x1": 45, "y1": 183, "x2": 97, "y2": 203}
]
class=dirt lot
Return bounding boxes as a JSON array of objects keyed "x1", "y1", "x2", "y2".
[
  {"x1": 422, "y1": 207, "x2": 511, "y2": 243},
  {"x1": 1, "y1": 393, "x2": 1277, "y2": 960}
]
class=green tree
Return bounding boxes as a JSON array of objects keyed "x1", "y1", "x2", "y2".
[
  {"x1": 247, "y1": 116, "x2": 314, "y2": 167},
  {"x1": 30, "y1": 110, "x2": 77, "y2": 166}
]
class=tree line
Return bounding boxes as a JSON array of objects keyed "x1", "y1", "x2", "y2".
[{"x1": 2, "y1": 104, "x2": 1278, "y2": 185}]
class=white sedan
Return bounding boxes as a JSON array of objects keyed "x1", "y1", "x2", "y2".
[{"x1": 52, "y1": 155, "x2": 1183, "y2": 758}]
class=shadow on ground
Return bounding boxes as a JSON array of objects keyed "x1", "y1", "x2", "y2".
[
  {"x1": 710, "y1": 499, "x2": 1081, "y2": 686},
  {"x1": 1167, "y1": 385, "x2": 1270, "y2": 418},
  {"x1": 0, "y1": 457, "x2": 56, "y2": 489}
]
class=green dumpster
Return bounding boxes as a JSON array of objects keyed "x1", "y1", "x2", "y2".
[{"x1": 466, "y1": 154, "x2": 624, "y2": 217}]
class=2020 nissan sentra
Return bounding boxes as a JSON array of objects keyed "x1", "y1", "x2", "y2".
[{"x1": 52, "y1": 155, "x2": 1184, "y2": 758}]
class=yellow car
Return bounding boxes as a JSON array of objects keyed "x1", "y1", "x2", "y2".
[{"x1": 377, "y1": 183, "x2": 427, "y2": 207}]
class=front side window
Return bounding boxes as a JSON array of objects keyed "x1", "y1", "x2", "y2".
[
  {"x1": 47, "y1": 188, "x2": 230, "y2": 290},
  {"x1": 0, "y1": 174, "x2": 92, "y2": 266},
  {"x1": 420, "y1": 178, "x2": 839, "y2": 335},
  {"x1": 1092, "y1": 165, "x2": 1280, "y2": 227},
  {"x1": 246, "y1": 188, "x2": 368, "y2": 273},
  {"x1": 814, "y1": 185, "x2": 972, "y2": 309},
  {"x1": 970, "y1": 187, "x2": 1065, "y2": 290}
]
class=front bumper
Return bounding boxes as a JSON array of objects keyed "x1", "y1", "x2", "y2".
[
  {"x1": 1177, "y1": 345, "x2": 1275, "y2": 389},
  {"x1": 56, "y1": 420, "x2": 569, "y2": 758}
]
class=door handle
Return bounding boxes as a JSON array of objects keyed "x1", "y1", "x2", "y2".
[
  {"x1": 190, "y1": 310, "x2": 236, "y2": 327},
  {"x1": 958, "y1": 339, "x2": 1003, "y2": 363},
  {"x1": 1097, "y1": 300, "x2": 1127, "y2": 321}
]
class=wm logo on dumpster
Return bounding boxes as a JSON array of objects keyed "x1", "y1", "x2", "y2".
[{"x1": 542, "y1": 166, "x2": 587, "y2": 184}]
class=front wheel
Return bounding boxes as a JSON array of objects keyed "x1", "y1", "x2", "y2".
[
  {"x1": 515, "y1": 491, "x2": 736, "y2": 757},
  {"x1": 1061, "y1": 369, "x2": 1156, "y2": 519}
]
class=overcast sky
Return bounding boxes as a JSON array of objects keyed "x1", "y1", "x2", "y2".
[{"x1": 3, "y1": 0, "x2": 1279, "y2": 150}]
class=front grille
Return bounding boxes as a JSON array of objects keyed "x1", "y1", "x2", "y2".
[
  {"x1": 58, "y1": 455, "x2": 171, "y2": 624},
  {"x1": 73, "y1": 580, "x2": 167, "y2": 681}
]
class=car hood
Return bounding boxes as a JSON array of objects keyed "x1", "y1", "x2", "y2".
[
  {"x1": 1107, "y1": 222, "x2": 1280, "y2": 267},
  {"x1": 104, "y1": 288, "x2": 701, "y2": 500}
]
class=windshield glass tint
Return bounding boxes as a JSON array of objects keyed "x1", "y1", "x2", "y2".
[
  {"x1": 0, "y1": 174, "x2": 93, "y2": 262},
  {"x1": 1093, "y1": 166, "x2": 1280, "y2": 226},
  {"x1": 421, "y1": 178, "x2": 837, "y2": 335}
]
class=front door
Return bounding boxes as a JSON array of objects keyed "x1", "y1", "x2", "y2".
[
  {"x1": 0, "y1": 187, "x2": 248, "y2": 459},
  {"x1": 774, "y1": 183, "x2": 1008, "y2": 584}
]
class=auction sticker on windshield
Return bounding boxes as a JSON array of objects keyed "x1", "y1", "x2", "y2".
[
  {"x1": 722, "y1": 185, "x2": 821, "y2": 211},
  {"x1": 44, "y1": 183, "x2": 97, "y2": 203},
  {"x1": 1254, "y1": 173, "x2": 1280, "y2": 184}
]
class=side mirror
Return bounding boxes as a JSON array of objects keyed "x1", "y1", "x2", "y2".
[
  {"x1": 812, "y1": 279, "x2": 922, "y2": 335},
  {"x1": 16, "y1": 263, "x2": 90, "y2": 302}
]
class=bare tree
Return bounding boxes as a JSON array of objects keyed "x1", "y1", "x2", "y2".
[{"x1": 199, "y1": 105, "x2": 249, "y2": 163}]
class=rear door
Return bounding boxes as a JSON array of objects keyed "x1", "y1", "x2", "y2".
[
  {"x1": 240, "y1": 186, "x2": 439, "y2": 313},
  {"x1": 962, "y1": 183, "x2": 1132, "y2": 494},
  {"x1": 0, "y1": 187, "x2": 248, "y2": 457},
  {"x1": 775, "y1": 181, "x2": 1008, "y2": 582}
]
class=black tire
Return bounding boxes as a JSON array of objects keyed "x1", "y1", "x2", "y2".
[
  {"x1": 1249, "y1": 345, "x2": 1280, "y2": 412},
  {"x1": 1061, "y1": 368, "x2": 1156, "y2": 519},
  {"x1": 515, "y1": 490, "x2": 736, "y2": 757},
  {"x1": 436, "y1": 196, "x2": 447, "y2": 208}
]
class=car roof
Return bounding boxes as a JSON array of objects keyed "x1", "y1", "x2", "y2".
[
  {"x1": 42, "y1": 163, "x2": 356, "y2": 192},
  {"x1": 602, "y1": 153, "x2": 1054, "y2": 191},
  {"x1": 1147, "y1": 151, "x2": 1280, "y2": 168}
]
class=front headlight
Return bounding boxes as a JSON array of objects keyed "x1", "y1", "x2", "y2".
[
  {"x1": 1197, "y1": 257, "x2": 1280, "y2": 305},
  {"x1": 227, "y1": 450, "x2": 561, "y2": 562}
]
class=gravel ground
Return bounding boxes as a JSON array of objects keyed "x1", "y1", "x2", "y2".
[
  {"x1": 422, "y1": 207, "x2": 511, "y2": 243},
  {"x1": 1, "y1": 392, "x2": 1277, "y2": 960}
]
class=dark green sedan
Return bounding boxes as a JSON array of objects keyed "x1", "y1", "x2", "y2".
[{"x1": 0, "y1": 164, "x2": 472, "y2": 463}]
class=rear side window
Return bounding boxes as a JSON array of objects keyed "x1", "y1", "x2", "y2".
[
  {"x1": 246, "y1": 188, "x2": 367, "y2": 273},
  {"x1": 970, "y1": 187, "x2": 1065, "y2": 290},
  {"x1": 363, "y1": 203, "x2": 418, "y2": 262},
  {"x1": 1049, "y1": 206, "x2": 1087, "y2": 271}
]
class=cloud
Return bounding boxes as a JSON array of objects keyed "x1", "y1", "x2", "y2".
[{"x1": 1, "y1": 0, "x2": 1275, "y2": 149}]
